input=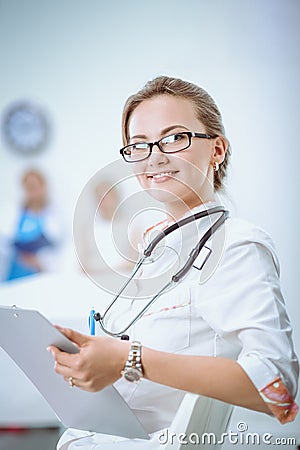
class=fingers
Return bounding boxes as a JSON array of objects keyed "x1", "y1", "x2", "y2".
[
  {"x1": 49, "y1": 348, "x2": 92, "y2": 390},
  {"x1": 48, "y1": 329, "x2": 117, "y2": 392},
  {"x1": 47, "y1": 345, "x2": 77, "y2": 368},
  {"x1": 63, "y1": 376, "x2": 85, "y2": 389},
  {"x1": 47, "y1": 329, "x2": 93, "y2": 378},
  {"x1": 47, "y1": 326, "x2": 92, "y2": 372},
  {"x1": 47, "y1": 346, "x2": 80, "y2": 384},
  {"x1": 54, "y1": 325, "x2": 88, "y2": 347}
]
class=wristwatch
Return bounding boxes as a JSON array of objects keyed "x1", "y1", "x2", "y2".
[{"x1": 121, "y1": 341, "x2": 143, "y2": 383}]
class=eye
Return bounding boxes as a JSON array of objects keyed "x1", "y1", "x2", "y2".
[
  {"x1": 161, "y1": 133, "x2": 185, "y2": 145},
  {"x1": 133, "y1": 143, "x2": 149, "y2": 150}
]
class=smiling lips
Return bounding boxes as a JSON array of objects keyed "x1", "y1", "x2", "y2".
[{"x1": 146, "y1": 170, "x2": 179, "y2": 183}]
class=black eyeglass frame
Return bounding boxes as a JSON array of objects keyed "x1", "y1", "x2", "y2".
[{"x1": 119, "y1": 131, "x2": 218, "y2": 163}]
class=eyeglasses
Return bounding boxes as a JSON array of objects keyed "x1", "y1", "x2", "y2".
[{"x1": 119, "y1": 131, "x2": 217, "y2": 163}]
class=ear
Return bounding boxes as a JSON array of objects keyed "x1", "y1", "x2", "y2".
[{"x1": 211, "y1": 136, "x2": 227, "y2": 165}]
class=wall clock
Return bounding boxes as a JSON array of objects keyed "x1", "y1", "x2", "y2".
[{"x1": 2, "y1": 101, "x2": 50, "y2": 155}]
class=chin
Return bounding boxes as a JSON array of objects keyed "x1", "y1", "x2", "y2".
[
  {"x1": 143, "y1": 186, "x2": 177, "y2": 204},
  {"x1": 144, "y1": 186, "x2": 196, "y2": 213}
]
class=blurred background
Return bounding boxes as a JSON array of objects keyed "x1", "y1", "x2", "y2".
[{"x1": 0, "y1": 0, "x2": 299, "y2": 448}]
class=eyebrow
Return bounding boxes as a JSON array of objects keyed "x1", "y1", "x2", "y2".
[{"x1": 129, "y1": 124, "x2": 190, "y2": 142}]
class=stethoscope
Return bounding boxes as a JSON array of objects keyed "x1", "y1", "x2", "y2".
[{"x1": 94, "y1": 206, "x2": 229, "y2": 338}]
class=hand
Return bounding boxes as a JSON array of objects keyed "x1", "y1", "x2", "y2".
[
  {"x1": 20, "y1": 252, "x2": 42, "y2": 271},
  {"x1": 48, "y1": 326, "x2": 130, "y2": 392}
]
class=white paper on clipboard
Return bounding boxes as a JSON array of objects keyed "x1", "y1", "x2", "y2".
[{"x1": 0, "y1": 305, "x2": 149, "y2": 440}]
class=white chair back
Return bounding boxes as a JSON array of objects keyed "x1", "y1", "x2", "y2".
[{"x1": 163, "y1": 393, "x2": 233, "y2": 449}]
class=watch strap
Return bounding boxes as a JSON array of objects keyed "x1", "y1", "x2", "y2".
[{"x1": 121, "y1": 341, "x2": 143, "y2": 381}]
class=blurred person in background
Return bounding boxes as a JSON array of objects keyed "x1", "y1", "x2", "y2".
[
  {"x1": 0, "y1": 168, "x2": 63, "y2": 282},
  {"x1": 78, "y1": 179, "x2": 141, "y2": 278}
]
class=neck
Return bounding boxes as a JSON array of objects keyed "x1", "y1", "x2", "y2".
[
  {"x1": 26, "y1": 200, "x2": 46, "y2": 212},
  {"x1": 165, "y1": 196, "x2": 216, "y2": 221}
]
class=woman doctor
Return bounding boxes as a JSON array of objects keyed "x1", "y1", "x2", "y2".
[{"x1": 49, "y1": 76, "x2": 299, "y2": 449}]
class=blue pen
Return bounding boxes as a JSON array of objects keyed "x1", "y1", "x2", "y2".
[{"x1": 88, "y1": 308, "x2": 95, "y2": 336}]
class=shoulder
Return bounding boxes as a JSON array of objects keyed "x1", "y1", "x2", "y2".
[
  {"x1": 223, "y1": 216, "x2": 279, "y2": 271},
  {"x1": 225, "y1": 217, "x2": 275, "y2": 249}
]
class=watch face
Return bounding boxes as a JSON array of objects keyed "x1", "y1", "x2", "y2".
[
  {"x1": 2, "y1": 101, "x2": 50, "y2": 155},
  {"x1": 123, "y1": 368, "x2": 143, "y2": 383}
]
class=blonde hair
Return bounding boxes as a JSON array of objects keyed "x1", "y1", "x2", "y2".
[{"x1": 122, "y1": 76, "x2": 231, "y2": 191}]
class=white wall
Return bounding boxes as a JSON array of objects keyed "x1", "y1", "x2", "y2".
[{"x1": 1, "y1": 0, "x2": 299, "y2": 440}]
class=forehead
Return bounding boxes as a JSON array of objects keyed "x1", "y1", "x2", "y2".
[{"x1": 128, "y1": 95, "x2": 203, "y2": 138}]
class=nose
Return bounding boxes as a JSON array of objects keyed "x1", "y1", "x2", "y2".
[{"x1": 148, "y1": 142, "x2": 169, "y2": 165}]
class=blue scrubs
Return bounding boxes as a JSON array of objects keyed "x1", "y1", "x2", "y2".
[{"x1": 5, "y1": 209, "x2": 52, "y2": 281}]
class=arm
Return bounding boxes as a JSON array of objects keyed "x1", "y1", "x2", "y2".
[
  {"x1": 142, "y1": 348, "x2": 269, "y2": 413},
  {"x1": 49, "y1": 328, "x2": 268, "y2": 413}
]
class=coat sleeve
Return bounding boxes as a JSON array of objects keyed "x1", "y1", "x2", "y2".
[{"x1": 191, "y1": 222, "x2": 299, "y2": 423}]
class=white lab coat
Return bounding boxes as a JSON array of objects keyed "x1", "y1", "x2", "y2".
[{"x1": 57, "y1": 204, "x2": 299, "y2": 449}]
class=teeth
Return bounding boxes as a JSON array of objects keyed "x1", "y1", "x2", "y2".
[{"x1": 151, "y1": 172, "x2": 176, "y2": 179}]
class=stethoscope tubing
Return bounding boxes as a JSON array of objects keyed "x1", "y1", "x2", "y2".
[{"x1": 94, "y1": 206, "x2": 228, "y2": 337}]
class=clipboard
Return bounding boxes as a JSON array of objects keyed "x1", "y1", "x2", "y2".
[{"x1": 0, "y1": 305, "x2": 149, "y2": 440}]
